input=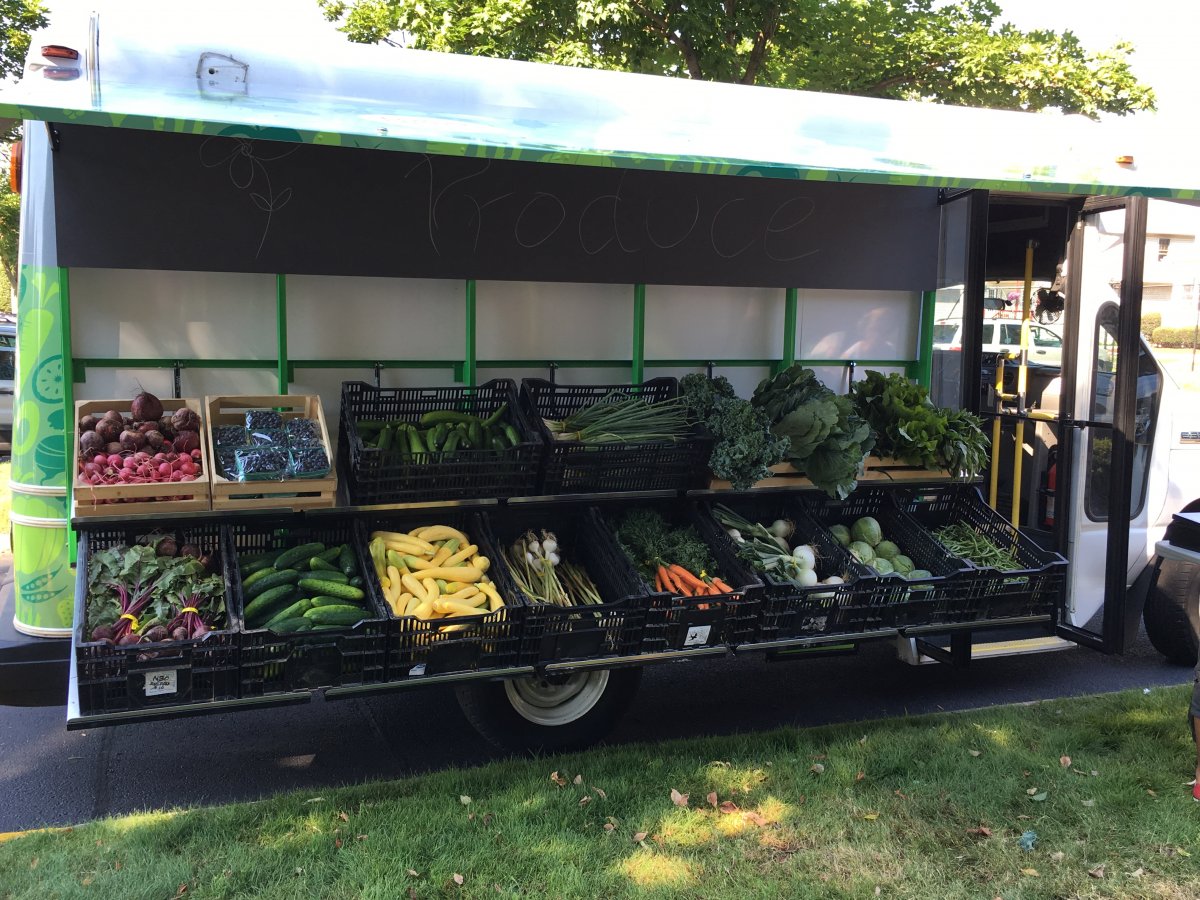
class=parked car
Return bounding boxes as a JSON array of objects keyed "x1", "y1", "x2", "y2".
[{"x1": 933, "y1": 317, "x2": 1062, "y2": 367}]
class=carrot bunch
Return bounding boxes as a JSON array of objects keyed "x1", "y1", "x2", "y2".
[{"x1": 654, "y1": 562, "x2": 734, "y2": 598}]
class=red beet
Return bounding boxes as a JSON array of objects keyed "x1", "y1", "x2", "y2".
[
  {"x1": 120, "y1": 429, "x2": 146, "y2": 451},
  {"x1": 95, "y1": 418, "x2": 122, "y2": 443},
  {"x1": 103, "y1": 409, "x2": 123, "y2": 422},
  {"x1": 79, "y1": 431, "x2": 106, "y2": 457},
  {"x1": 144, "y1": 430, "x2": 166, "y2": 450},
  {"x1": 173, "y1": 430, "x2": 201, "y2": 454},
  {"x1": 79, "y1": 414, "x2": 100, "y2": 432},
  {"x1": 90, "y1": 624, "x2": 115, "y2": 642},
  {"x1": 157, "y1": 416, "x2": 175, "y2": 438},
  {"x1": 171, "y1": 407, "x2": 201, "y2": 433},
  {"x1": 105, "y1": 442, "x2": 124, "y2": 456},
  {"x1": 131, "y1": 391, "x2": 164, "y2": 423},
  {"x1": 117, "y1": 633, "x2": 141, "y2": 646}
]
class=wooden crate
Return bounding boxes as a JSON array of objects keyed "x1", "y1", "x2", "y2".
[
  {"x1": 707, "y1": 456, "x2": 957, "y2": 492},
  {"x1": 205, "y1": 394, "x2": 337, "y2": 511},
  {"x1": 72, "y1": 398, "x2": 211, "y2": 517}
]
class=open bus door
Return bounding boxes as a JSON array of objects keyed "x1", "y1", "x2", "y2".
[{"x1": 1055, "y1": 196, "x2": 1163, "y2": 653}]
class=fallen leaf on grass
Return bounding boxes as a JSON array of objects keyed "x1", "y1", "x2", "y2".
[
  {"x1": 811, "y1": 754, "x2": 827, "y2": 761},
  {"x1": 1060, "y1": 755, "x2": 1071, "y2": 768},
  {"x1": 579, "y1": 796, "x2": 591, "y2": 807},
  {"x1": 603, "y1": 823, "x2": 615, "y2": 832},
  {"x1": 29, "y1": 858, "x2": 37, "y2": 870},
  {"x1": 573, "y1": 775, "x2": 583, "y2": 785},
  {"x1": 967, "y1": 826, "x2": 992, "y2": 837},
  {"x1": 453, "y1": 873, "x2": 464, "y2": 886},
  {"x1": 334, "y1": 838, "x2": 343, "y2": 850},
  {"x1": 482, "y1": 813, "x2": 494, "y2": 827},
  {"x1": 863, "y1": 812, "x2": 880, "y2": 821},
  {"x1": 670, "y1": 789, "x2": 688, "y2": 807},
  {"x1": 1029, "y1": 792, "x2": 1048, "y2": 802},
  {"x1": 858, "y1": 735, "x2": 867, "y2": 745},
  {"x1": 1020, "y1": 868, "x2": 1039, "y2": 877},
  {"x1": 719, "y1": 801, "x2": 740, "y2": 814},
  {"x1": 356, "y1": 835, "x2": 367, "y2": 841},
  {"x1": 1081, "y1": 799, "x2": 1095, "y2": 808},
  {"x1": 114, "y1": 861, "x2": 122, "y2": 871},
  {"x1": 707, "y1": 791, "x2": 718, "y2": 808},
  {"x1": 1050, "y1": 851, "x2": 1065, "y2": 863},
  {"x1": 1026, "y1": 788, "x2": 1039, "y2": 796},
  {"x1": 810, "y1": 764, "x2": 825, "y2": 775},
  {"x1": 175, "y1": 885, "x2": 188, "y2": 898},
  {"x1": 594, "y1": 788, "x2": 606, "y2": 800},
  {"x1": 338, "y1": 811, "x2": 349, "y2": 822},
  {"x1": 1128, "y1": 868, "x2": 1144, "y2": 878},
  {"x1": 1017, "y1": 815, "x2": 1031, "y2": 820},
  {"x1": 407, "y1": 869, "x2": 419, "y2": 877},
  {"x1": 409, "y1": 889, "x2": 418, "y2": 900},
  {"x1": 1090, "y1": 770, "x2": 1099, "y2": 777},
  {"x1": 550, "y1": 772, "x2": 567, "y2": 787},
  {"x1": 968, "y1": 750, "x2": 982, "y2": 758},
  {"x1": 1088, "y1": 864, "x2": 1105, "y2": 879},
  {"x1": 305, "y1": 797, "x2": 325, "y2": 804},
  {"x1": 460, "y1": 796, "x2": 472, "y2": 806},
  {"x1": 894, "y1": 790, "x2": 909, "y2": 800},
  {"x1": 744, "y1": 811, "x2": 767, "y2": 827},
  {"x1": 81, "y1": 877, "x2": 93, "y2": 887},
  {"x1": 855, "y1": 771, "x2": 865, "y2": 782},
  {"x1": 632, "y1": 832, "x2": 648, "y2": 843},
  {"x1": 1146, "y1": 789, "x2": 1157, "y2": 797}
]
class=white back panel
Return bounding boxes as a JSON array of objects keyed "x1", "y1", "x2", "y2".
[
  {"x1": 645, "y1": 285, "x2": 783, "y2": 360},
  {"x1": 797, "y1": 289, "x2": 918, "y2": 361},
  {"x1": 476, "y1": 281, "x2": 632, "y2": 361}
]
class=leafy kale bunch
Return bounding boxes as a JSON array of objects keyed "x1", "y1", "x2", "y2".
[
  {"x1": 849, "y1": 370, "x2": 989, "y2": 479},
  {"x1": 614, "y1": 507, "x2": 717, "y2": 583},
  {"x1": 680, "y1": 373, "x2": 789, "y2": 491},
  {"x1": 750, "y1": 366, "x2": 875, "y2": 500}
]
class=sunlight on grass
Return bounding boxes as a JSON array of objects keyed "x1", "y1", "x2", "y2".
[
  {"x1": 704, "y1": 763, "x2": 769, "y2": 796},
  {"x1": 975, "y1": 725, "x2": 1013, "y2": 748},
  {"x1": 619, "y1": 851, "x2": 696, "y2": 888},
  {"x1": 104, "y1": 810, "x2": 180, "y2": 833}
]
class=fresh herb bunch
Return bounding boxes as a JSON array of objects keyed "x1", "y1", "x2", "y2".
[
  {"x1": 544, "y1": 392, "x2": 691, "y2": 444},
  {"x1": 849, "y1": 371, "x2": 990, "y2": 479},
  {"x1": 751, "y1": 365, "x2": 875, "y2": 500},
  {"x1": 614, "y1": 508, "x2": 717, "y2": 582},
  {"x1": 680, "y1": 373, "x2": 789, "y2": 490}
]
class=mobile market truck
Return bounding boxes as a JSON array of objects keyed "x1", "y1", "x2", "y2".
[{"x1": 0, "y1": 1, "x2": 1198, "y2": 751}]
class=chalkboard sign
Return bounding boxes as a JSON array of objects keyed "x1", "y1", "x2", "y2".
[{"x1": 53, "y1": 124, "x2": 939, "y2": 290}]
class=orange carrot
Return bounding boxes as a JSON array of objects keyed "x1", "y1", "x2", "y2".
[
  {"x1": 655, "y1": 566, "x2": 668, "y2": 592},
  {"x1": 711, "y1": 577, "x2": 734, "y2": 593},
  {"x1": 669, "y1": 565, "x2": 706, "y2": 591}
]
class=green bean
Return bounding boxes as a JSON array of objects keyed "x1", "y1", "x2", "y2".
[{"x1": 933, "y1": 523, "x2": 1022, "y2": 571}]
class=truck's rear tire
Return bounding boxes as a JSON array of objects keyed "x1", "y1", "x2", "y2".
[
  {"x1": 1143, "y1": 558, "x2": 1200, "y2": 666},
  {"x1": 456, "y1": 667, "x2": 641, "y2": 753}
]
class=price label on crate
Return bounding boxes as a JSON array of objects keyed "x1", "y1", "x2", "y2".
[
  {"x1": 682, "y1": 625, "x2": 712, "y2": 647},
  {"x1": 143, "y1": 669, "x2": 179, "y2": 697}
]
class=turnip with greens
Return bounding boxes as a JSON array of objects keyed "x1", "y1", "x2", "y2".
[{"x1": 791, "y1": 543, "x2": 816, "y2": 570}]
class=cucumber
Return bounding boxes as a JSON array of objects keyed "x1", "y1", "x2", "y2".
[
  {"x1": 349, "y1": 576, "x2": 364, "y2": 588},
  {"x1": 309, "y1": 556, "x2": 340, "y2": 573},
  {"x1": 304, "y1": 605, "x2": 366, "y2": 626},
  {"x1": 242, "y1": 566, "x2": 278, "y2": 590},
  {"x1": 298, "y1": 578, "x2": 365, "y2": 601},
  {"x1": 264, "y1": 598, "x2": 314, "y2": 628},
  {"x1": 303, "y1": 569, "x2": 349, "y2": 584},
  {"x1": 241, "y1": 549, "x2": 284, "y2": 576},
  {"x1": 419, "y1": 410, "x2": 482, "y2": 427},
  {"x1": 275, "y1": 542, "x2": 326, "y2": 571},
  {"x1": 319, "y1": 545, "x2": 343, "y2": 562},
  {"x1": 310, "y1": 595, "x2": 356, "y2": 608},
  {"x1": 270, "y1": 617, "x2": 313, "y2": 633},
  {"x1": 244, "y1": 568, "x2": 301, "y2": 600},
  {"x1": 338, "y1": 545, "x2": 357, "y2": 577},
  {"x1": 244, "y1": 583, "x2": 300, "y2": 625}
]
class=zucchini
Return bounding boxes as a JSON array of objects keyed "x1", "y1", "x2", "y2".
[
  {"x1": 244, "y1": 583, "x2": 301, "y2": 625},
  {"x1": 377, "y1": 425, "x2": 395, "y2": 452},
  {"x1": 304, "y1": 605, "x2": 366, "y2": 626},
  {"x1": 442, "y1": 430, "x2": 462, "y2": 454},
  {"x1": 298, "y1": 579, "x2": 365, "y2": 601},
  {"x1": 482, "y1": 402, "x2": 508, "y2": 428},
  {"x1": 275, "y1": 542, "x2": 326, "y2": 571},
  {"x1": 309, "y1": 556, "x2": 340, "y2": 573},
  {"x1": 468, "y1": 420, "x2": 483, "y2": 448},
  {"x1": 265, "y1": 598, "x2": 314, "y2": 628},
  {"x1": 408, "y1": 427, "x2": 427, "y2": 455},
  {"x1": 244, "y1": 568, "x2": 301, "y2": 600},
  {"x1": 338, "y1": 544, "x2": 357, "y2": 577},
  {"x1": 503, "y1": 424, "x2": 521, "y2": 448},
  {"x1": 420, "y1": 410, "x2": 482, "y2": 428}
]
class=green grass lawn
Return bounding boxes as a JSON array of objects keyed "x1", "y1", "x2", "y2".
[{"x1": 1, "y1": 686, "x2": 1197, "y2": 899}]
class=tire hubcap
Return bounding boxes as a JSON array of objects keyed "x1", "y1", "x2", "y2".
[{"x1": 504, "y1": 670, "x2": 610, "y2": 726}]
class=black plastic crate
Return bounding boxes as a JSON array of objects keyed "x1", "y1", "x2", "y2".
[
  {"x1": 700, "y1": 495, "x2": 876, "y2": 643},
  {"x1": 360, "y1": 509, "x2": 528, "y2": 680},
  {"x1": 482, "y1": 504, "x2": 649, "y2": 666},
  {"x1": 339, "y1": 379, "x2": 542, "y2": 505},
  {"x1": 901, "y1": 484, "x2": 1067, "y2": 621},
  {"x1": 802, "y1": 489, "x2": 976, "y2": 629},
  {"x1": 596, "y1": 498, "x2": 761, "y2": 653},
  {"x1": 73, "y1": 521, "x2": 237, "y2": 716},
  {"x1": 522, "y1": 377, "x2": 714, "y2": 495},
  {"x1": 227, "y1": 514, "x2": 388, "y2": 695}
]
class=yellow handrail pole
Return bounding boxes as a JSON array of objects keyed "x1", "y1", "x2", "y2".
[
  {"x1": 989, "y1": 355, "x2": 1004, "y2": 509},
  {"x1": 1011, "y1": 240, "x2": 1036, "y2": 527}
]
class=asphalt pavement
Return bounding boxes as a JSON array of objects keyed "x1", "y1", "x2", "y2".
[{"x1": 0, "y1": 605, "x2": 1192, "y2": 832}]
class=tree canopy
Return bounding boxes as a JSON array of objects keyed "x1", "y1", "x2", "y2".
[
  {"x1": 318, "y1": 0, "x2": 1154, "y2": 117},
  {"x1": 0, "y1": 0, "x2": 44, "y2": 81}
]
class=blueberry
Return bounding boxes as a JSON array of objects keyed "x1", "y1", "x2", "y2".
[{"x1": 245, "y1": 409, "x2": 283, "y2": 430}]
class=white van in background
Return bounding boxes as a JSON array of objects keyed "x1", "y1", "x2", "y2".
[
  {"x1": 933, "y1": 317, "x2": 1063, "y2": 367},
  {"x1": 0, "y1": 313, "x2": 14, "y2": 440}
]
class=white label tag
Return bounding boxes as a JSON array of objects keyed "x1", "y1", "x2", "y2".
[
  {"x1": 683, "y1": 625, "x2": 712, "y2": 647},
  {"x1": 408, "y1": 664, "x2": 427, "y2": 677},
  {"x1": 143, "y1": 669, "x2": 178, "y2": 697}
]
